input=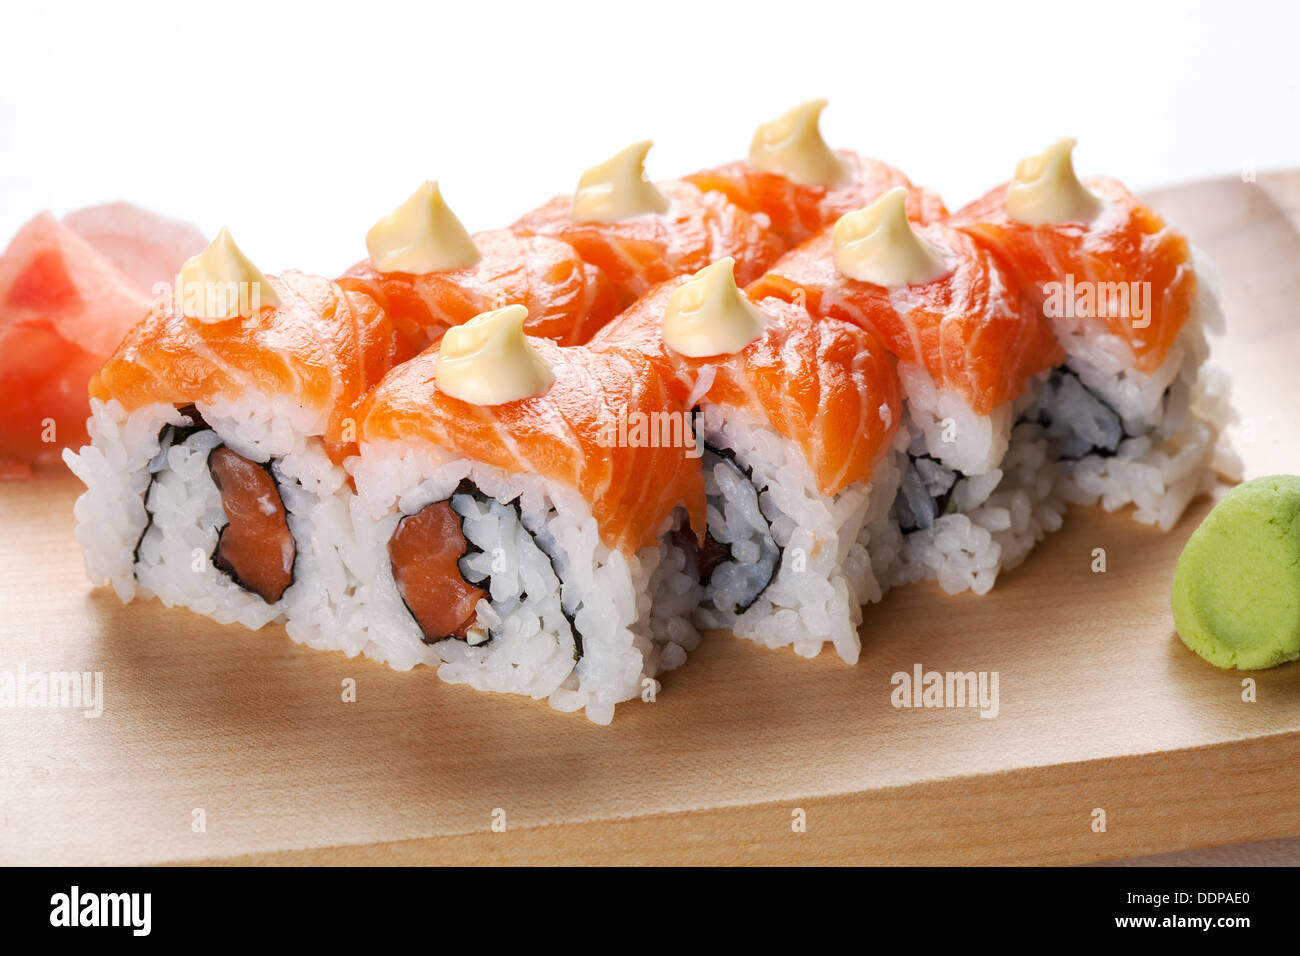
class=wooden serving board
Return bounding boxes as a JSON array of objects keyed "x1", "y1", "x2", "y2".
[{"x1": 3, "y1": 173, "x2": 1299, "y2": 867}]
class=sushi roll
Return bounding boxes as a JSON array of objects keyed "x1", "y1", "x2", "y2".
[
  {"x1": 339, "y1": 181, "x2": 622, "y2": 348},
  {"x1": 685, "y1": 99, "x2": 948, "y2": 247},
  {"x1": 588, "y1": 258, "x2": 903, "y2": 664},
  {"x1": 513, "y1": 141, "x2": 784, "y2": 303},
  {"x1": 952, "y1": 139, "x2": 1237, "y2": 528},
  {"x1": 349, "y1": 305, "x2": 707, "y2": 724},
  {"x1": 63, "y1": 230, "x2": 415, "y2": 662},
  {"x1": 750, "y1": 188, "x2": 1066, "y2": 595}
]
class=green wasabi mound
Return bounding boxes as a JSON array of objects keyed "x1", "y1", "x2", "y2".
[{"x1": 1173, "y1": 475, "x2": 1300, "y2": 670}]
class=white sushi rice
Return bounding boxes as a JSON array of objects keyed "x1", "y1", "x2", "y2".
[
  {"x1": 350, "y1": 440, "x2": 698, "y2": 725},
  {"x1": 64, "y1": 399, "x2": 184, "y2": 603},
  {"x1": 886, "y1": 417, "x2": 1063, "y2": 596},
  {"x1": 691, "y1": 403, "x2": 901, "y2": 665},
  {"x1": 894, "y1": 362, "x2": 1015, "y2": 476},
  {"x1": 62, "y1": 392, "x2": 418, "y2": 664},
  {"x1": 880, "y1": 365, "x2": 1063, "y2": 596},
  {"x1": 1034, "y1": 248, "x2": 1239, "y2": 530}
]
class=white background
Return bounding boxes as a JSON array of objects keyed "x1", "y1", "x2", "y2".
[{"x1": 2, "y1": 0, "x2": 1297, "y2": 274}]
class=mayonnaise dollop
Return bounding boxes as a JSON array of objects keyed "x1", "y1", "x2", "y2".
[
  {"x1": 832, "y1": 187, "x2": 950, "y2": 287},
  {"x1": 662, "y1": 257, "x2": 767, "y2": 358},
  {"x1": 366, "y1": 181, "x2": 480, "y2": 274},
  {"x1": 1004, "y1": 137, "x2": 1102, "y2": 226},
  {"x1": 570, "y1": 141, "x2": 669, "y2": 223},
  {"x1": 748, "y1": 98, "x2": 849, "y2": 188},
  {"x1": 435, "y1": 305, "x2": 555, "y2": 406},
  {"x1": 179, "y1": 227, "x2": 279, "y2": 322}
]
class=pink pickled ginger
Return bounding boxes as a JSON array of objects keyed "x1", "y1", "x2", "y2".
[{"x1": 0, "y1": 203, "x2": 206, "y2": 476}]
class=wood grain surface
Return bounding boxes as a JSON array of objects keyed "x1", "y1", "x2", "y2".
[{"x1": 1, "y1": 172, "x2": 1297, "y2": 866}]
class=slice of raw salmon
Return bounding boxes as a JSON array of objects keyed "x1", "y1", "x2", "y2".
[
  {"x1": 512, "y1": 180, "x2": 784, "y2": 303},
  {"x1": 952, "y1": 177, "x2": 1195, "y2": 374},
  {"x1": 587, "y1": 277, "x2": 902, "y2": 497},
  {"x1": 360, "y1": 338, "x2": 707, "y2": 556},
  {"x1": 749, "y1": 222, "x2": 1063, "y2": 416},
  {"x1": 91, "y1": 271, "x2": 410, "y2": 449},
  {"x1": 339, "y1": 229, "x2": 623, "y2": 349},
  {"x1": 686, "y1": 151, "x2": 948, "y2": 248}
]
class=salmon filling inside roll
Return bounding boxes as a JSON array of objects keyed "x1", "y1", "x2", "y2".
[
  {"x1": 207, "y1": 446, "x2": 295, "y2": 604},
  {"x1": 134, "y1": 405, "x2": 297, "y2": 607},
  {"x1": 383, "y1": 481, "x2": 581, "y2": 658},
  {"x1": 388, "y1": 500, "x2": 487, "y2": 644}
]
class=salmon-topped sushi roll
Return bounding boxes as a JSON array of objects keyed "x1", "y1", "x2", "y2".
[
  {"x1": 512, "y1": 141, "x2": 784, "y2": 303},
  {"x1": 339, "y1": 182, "x2": 622, "y2": 349},
  {"x1": 952, "y1": 139, "x2": 1236, "y2": 528},
  {"x1": 64, "y1": 230, "x2": 414, "y2": 661},
  {"x1": 751, "y1": 188, "x2": 1066, "y2": 594},
  {"x1": 685, "y1": 99, "x2": 948, "y2": 247},
  {"x1": 588, "y1": 259, "x2": 902, "y2": 663},
  {"x1": 350, "y1": 305, "x2": 707, "y2": 724}
]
